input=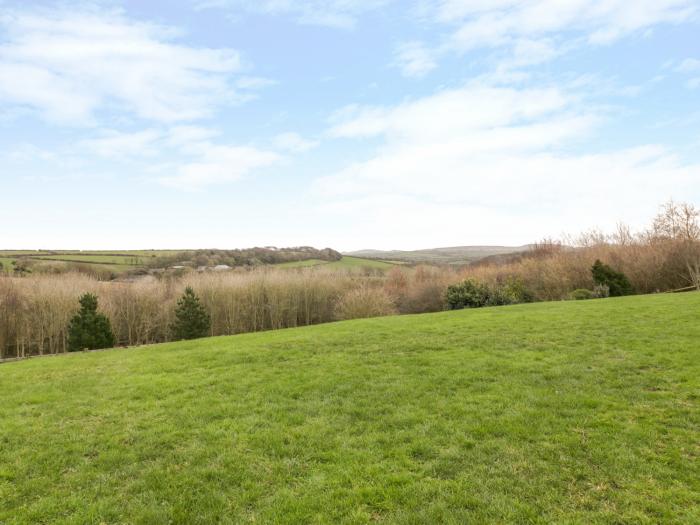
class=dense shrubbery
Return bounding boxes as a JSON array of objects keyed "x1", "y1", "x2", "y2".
[
  {"x1": 591, "y1": 260, "x2": 634, "y2": 297},
  {"x1": 446, "y1": 280, "x2": 490, "y2": 309},
  {"x1": 446, "y1": 277, "x2": 533, "y2": 310},
  {"x1": 569, "y1": 289, "x2": 594, "y2": 300},
  {"x1": 334, "y1": 286, "x2": 396, "y2": 320}
]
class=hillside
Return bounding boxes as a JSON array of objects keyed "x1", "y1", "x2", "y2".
[
  {"x1": 275, "y1": 256, "x2": 395, "y2": 270},
  {"x1": 0, "y1": 247, "x2": 345, "y2": 277},
  {"x1": 346, "y1": 245, "x2": 530, "y2": 265},
  {"x1": 1, "y1": 294, "x2": 699, "y2": 523}
]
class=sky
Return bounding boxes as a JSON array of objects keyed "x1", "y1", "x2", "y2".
[{"x1": 1, "y1": 0, "x2": 699, "y2": 251}]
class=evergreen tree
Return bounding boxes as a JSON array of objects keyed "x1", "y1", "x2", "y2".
[
  {"x1": 67, "y1": 293, "x2": 116, "y2": 352},
  {"x1": 591, "y1": 259, "x2": 634, "y2": 297},
  {"x1": 171, "y1": 287, "x2": 211, "y2": 340}
]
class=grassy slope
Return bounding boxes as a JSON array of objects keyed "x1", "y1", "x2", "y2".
[
  {"x1": 325, "y1": 256, "x2": 394, "y2": 270},
  {"x1": 276, "y1": 256, "x2": 395, "y2": 270},
  {"x1": 275, "y1": 259, "x2": 327, "y2": 268},
  {"x1": 1, "y1": 294, "x2": 699, "y2": 524},
  {"x1": 346, "y1": 246, "x2": 528, "y2": 265}
]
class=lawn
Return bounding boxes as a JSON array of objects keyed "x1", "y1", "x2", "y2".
[{"x1": 1, "y1": 293, "x2": 698, "y2": 524}]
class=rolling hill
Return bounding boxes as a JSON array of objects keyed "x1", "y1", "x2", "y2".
[
  {"x1": 1, "y1": 293, "x2": 698, "y2": 523},
  {"x1": 346, "y1": 245, "x2": 531, "y2": 265}
]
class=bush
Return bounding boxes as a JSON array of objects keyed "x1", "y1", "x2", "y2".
[
  {"x1": 334, "y1": 286, "x2": 396, "y2": 320},
  {"x1": 446, "y1": 279, "x2": 490, "y2": 309},
  {"x1": 499, "y1": 277, "x2": 534, "y2": 304},
  {"x1": 592, "y1": 284, "x2": 610, "y2": 298},
  {"x1": 396, "y1": 282, "x2": 446, "y2": 314},
  {"x1": 447, "y1": 278, "x2": 535, "y2": 309},
  {"x1": 171, "y1": 287, "x2": 211, "y2": 340},
  {"x1": 569, "y1": 289, "x2": 594, "y2": 300},
  {"x1": 591, "y1": 260, "x2": 634, "y2": 297},
  {"x1": 67, "y1": 293, "x2": 116, "y2": 352}
]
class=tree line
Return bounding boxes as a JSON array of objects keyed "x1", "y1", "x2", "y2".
[{"x1": 1, "y1": 201, "x2": 698, "y2": 359}]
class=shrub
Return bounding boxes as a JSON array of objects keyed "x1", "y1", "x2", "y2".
[
  {"x1": 171, "y1": 287, "x2": 211, "y2": 340},
  {"x1": 67, "y1": 293, "x2": 115, "y2": 352},
  {"x1": 499, "y1": 277, "x2": 535, "y2": 304},
  {"x1": 446, "y1": 279, "x2": 490, "y2": 309},
  {"x1": 396, "y1": 282, "x2": 446, "y2": 314},
  {"x1": 591, "y1": 260, "x2": 634, "y2": 297},
  {"x1": 592, "y1": 284, "x2": 610, "y2": 298},
  {"x1": 569, "y1": 288, "x2": 594, "y2": 300},
  {"x1": 334, "y1": 286, "x2": 396, "y2": 320}
]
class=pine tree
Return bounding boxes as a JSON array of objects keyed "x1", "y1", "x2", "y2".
[
  {"x1": 171, "y1": 287, "x2": 211, "y2": 340},
  {"x1": 67, "y1": 293, "x2": 116, "y2": 352}
]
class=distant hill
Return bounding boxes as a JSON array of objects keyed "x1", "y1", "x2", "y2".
[{"x1": 345, "y1": 245, "x2": 531, "y2": 265}]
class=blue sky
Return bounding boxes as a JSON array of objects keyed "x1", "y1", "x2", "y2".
[{"x1": 1, "y1": 0, "x2": 699, "y2": 250}]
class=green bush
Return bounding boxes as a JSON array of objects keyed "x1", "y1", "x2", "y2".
[
  {"x1": 171, "y1": 287, "x2": 211, "y2": 340},
  {"x1": 446, "y1": 279, "x2": 490, "y2": 309},
  {"x1": 447, "y1": 278, "x2": 536, "y2": 310},
  {"x1": 570, "y1": 288, "x2": 594, "y2": 300},
  {"x1": 591, "y1": 260, "x2": 634, "y2": 297},
  {"x1": 67, "y1": 293, "x2": 116, "y2": 352},
  {"x1": 500, "y1": 277, "x2": 535, "y2": 304}
]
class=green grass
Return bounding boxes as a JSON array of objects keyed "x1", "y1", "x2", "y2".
[
  {"x1": 325, "y1": 256, "x2": 395, "y2": 270},
  {"x1": 276, "y1": 256, "x2": 395, "y2": 270},
  {"x1": 275, "y1": 259, "x2": 327, "y2": 268},
  {"x1": 33, "y1": 254, "x2": 145, "y2": 266},
  {"x1": 1, "y1": 293, "x2": 699, "y2": 524},
  {"x1": 0, "y1": 257, "x2": 15, "y2": 273}
]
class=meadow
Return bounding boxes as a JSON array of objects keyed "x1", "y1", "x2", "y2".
[
  {"x1": 0, "y1": 250, "x2": 388, "y2": 277},
  {"x1": 1, "y1": 292, "x2": 698, "y2": 524},
  {"x1": 275, "y1": 256, "x2": 393, "y2": 270}
]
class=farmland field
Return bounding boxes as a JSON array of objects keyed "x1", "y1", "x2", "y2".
[
  {"x1": 325, "y1": 256, "x2": 395, "y2": 270},
  {"x1": 1, "y1": 293, "x2": 698, "y2": 523},
  {"x1": 276, "y1": 256, "x2": 395, "y2": 270},
  {"x1": 275, "y1": 258, "x2": 327, "y2": 268}
]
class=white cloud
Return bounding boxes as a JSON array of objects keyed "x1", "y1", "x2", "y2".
[
  {"x1": 437, "y1": 0, "x2": 695, "y2": 48},
  {"x1": 394, "y1": 41, "x2": 438, "y2": 78},
  {"x1": 158, "y1": 144, "x2": 280, "y2": 190},
  {"x1": 420, "y1": 0, "x2": 697, "y2": 73},
  {"x1": 0, "y1": 7, "x2": 248, "y2": 125},
  {"x1": 273, "y1": 132, "x2": 319, "y2": 153},
  {"x1": 688, "y1": 78, "x2": 700, "y2": 89},
  {"x1": 318, "y1": 80, "x2": 700, "y2": 245},
  {"x1": 196, "y1": 0, "x2": 393, "y2": 29},
  {"x1": 676, "y1": 58, "x2": 700, "y2": 72},
  {"x1": 81, "y1": 129, "x2": 163, "y2": 158},
  {"x1": 329, "y1": 83, "x2": 574, "y2": 141}
]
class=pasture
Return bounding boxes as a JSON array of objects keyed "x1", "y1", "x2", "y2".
[{"x1": 1, "y1": 292, "x2": 698, "y2": 523}]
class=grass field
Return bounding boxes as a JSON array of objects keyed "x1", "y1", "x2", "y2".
[
  {"x1": 325, "y1": 256, "x2": 395, "y2": 270},
  {"x1": 1, "y1": 293, "x2": 698, "y2": 523},
  {"x1": 0, "y1": 257, "x2": 15, "y2": 273},
  {"x1": 276, "y1": 256, "x2": 395, "y2": 270},
  {"x1": 0, "y1": 251, "x2": 151, "y2": 275},
  {"x1": 275, "y1": 259, "x2": 327, "y2": 268},
  {"x1": 33, "y1": 254, "x2": 145, "y2": 266}
]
